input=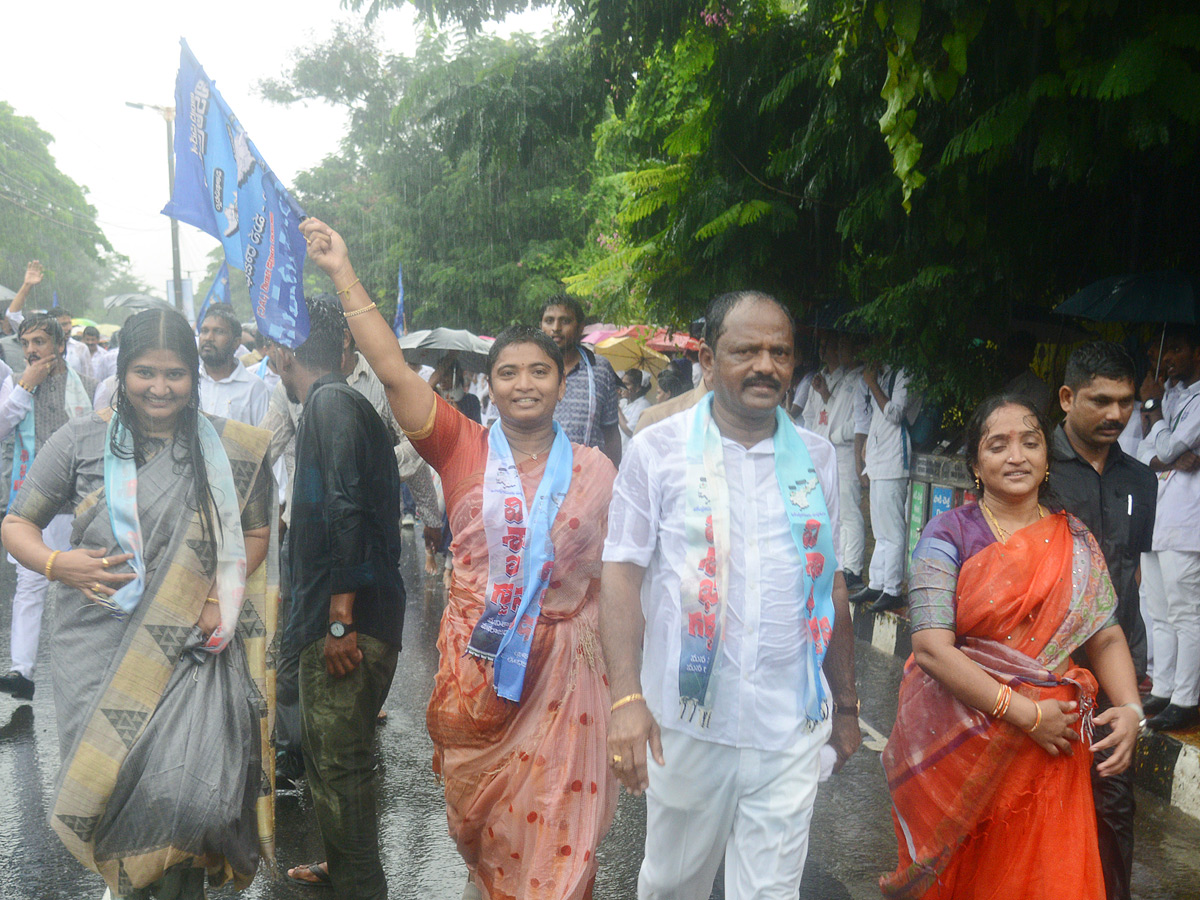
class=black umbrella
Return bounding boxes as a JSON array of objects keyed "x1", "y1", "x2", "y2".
[
  {"x1": 1055, "y1": 270, "x2": 1197, "y2": 378},
  {"x1": 1054, "y1": 271, "x2": 1197, "y2": 324}
]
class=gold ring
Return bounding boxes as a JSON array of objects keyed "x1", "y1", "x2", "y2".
[
  {"x1": 612, "y1": 755, "x2": 623, "y2": 765},
  {"x1": 101, "y1": 558, "x2": 109, "y2": 568},
  {"x1": 93, "y1": 582, "x2": 102, "y2": 592}
]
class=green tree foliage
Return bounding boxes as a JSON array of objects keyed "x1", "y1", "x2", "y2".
[
  {"x1": 0, "y1": 102, "x2": 115, "y2": 308},
  {"x1": 263, "y1": 23, "x2": 613, "y2": 331},
  {"x1": 324, "y1": 1, "x2": 1198, "y2": 408},
  {"x1": 567, "y1": 0, "x2": 1200, "y2": 404}
]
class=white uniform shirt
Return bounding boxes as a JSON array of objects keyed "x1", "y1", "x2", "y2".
[
  {"x1": 199, "y1": 361, "x2": 269, "y2": 426},
  {"x1": 801, "y1": 366, "x2": 841, "y2": 439},
  {"x1": 862, "y1": 366, "x2": 919, "y2": 480},
  {"x1": 603, "y1": 410, "x2": 841, "y2": 751},
  {"x1": 830, "y1": 364, "x2": 865, "y2": 448},
  {"x1": 1145, "y1": 377, "x2": 1200, "y2": 552},
  {"x1": 91, "y1": 348, "x2": 117, "y2": 383},
  {"x1": 64, "y1": 338, "x2": 92, "y2": 379}
]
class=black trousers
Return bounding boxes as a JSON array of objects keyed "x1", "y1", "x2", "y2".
[{"x1": 1091, "y1": 715, "x2": 1135, "y2": 900}]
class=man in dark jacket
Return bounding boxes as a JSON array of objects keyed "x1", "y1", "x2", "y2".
[
  {"x1": 271, "y1": 299, "x2": 403, "y2": 899},
  {"x1": 1049, "y1": 341, "x2": 1157, "y2": 900}
]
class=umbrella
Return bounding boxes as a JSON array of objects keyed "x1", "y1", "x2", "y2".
[
  {"x1": 72, "y1": 317, "x2": 99, "y2": 329},
  {"x1": 812, "y1": 300, "x2": 871, "y2": 334},
  {"x1": 97, "y1": 323, "x2": 120, "y2": 338},
  {"x1": 646, "y1": 328, "x2": 700, "y2": 354},
  {"x1": 398, "y1": 327, "x2": 493, "y2": 373},
  {"x1": 595, "y1": 335, "x2": 671, "y2": 375},
  {"x1": 581, "y1": 328, "x2": 618, "y2": 346},
  {"x1": 1054, "y1": 271, "x2": 1197, "y2": 324},
  {"x1": 0, "y1": 285, "x2": 16, "y2": 302},
  {"x1": 102, "y1": 293, "x2": 174, "y2": 312}
]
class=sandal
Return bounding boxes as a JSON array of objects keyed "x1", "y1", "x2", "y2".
[{"x1": 287, "y1": 861, "x2": 331, "y2": 887}]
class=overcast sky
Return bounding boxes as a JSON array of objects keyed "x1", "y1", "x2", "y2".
[{"x1": 4, "y1": 1, "x2": 555, "y2": 296}]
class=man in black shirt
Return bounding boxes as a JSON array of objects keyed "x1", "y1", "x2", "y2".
[
  {"x1": 271, "y1": 299, "x2": 403, "y2": 899},
  {"x1": 1049, "y1": 342, "x2": 1156, "y2": 900}
]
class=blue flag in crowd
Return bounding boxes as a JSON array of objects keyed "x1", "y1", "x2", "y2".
[
  {"x1": 52, "y1": 289, "x2": 59, "y2": 308},
  {"x1": 393, "y1": 260, "x2": 405, "y2": 337},
  {"x1": 195, "y1": 262, "x2": 229, "y2": 332},
  {"x1": 161, "y1": 39, "x2": 310, "y2": 348}
]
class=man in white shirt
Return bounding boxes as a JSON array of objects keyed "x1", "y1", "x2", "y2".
[
  {"x1": 197, "y1": 303, "x2": 269, "y2": 426},
  {"x1": 830, "y1": 334, "x2": 868, "y2": 590},
  {"x1": 0, "y1": 315, "x2": 95, "y2": 702},
  {"x1": 851, "y1": 361, "x2": 920, "y2": 613},
  {"x1": 51, "y1": 310, "x2": 94, "y2": 379},
  {"x1": 1138, "y1": 324, "x2": 1200, "y2": 732},
  {"x1": 601, "y1": 291, "x2": 860, "y2": 900}
]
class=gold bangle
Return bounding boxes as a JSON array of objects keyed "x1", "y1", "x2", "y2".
[
  {"x1": 44, "y1": 550, "x2": 62, "y2": 581},
  {"x1": 205, "y1": 597, "x2": 219, "y2": 605},
  {"x1": 610, "y1": 692, "x2": 645, "y2": 713},
  {"x1": 343, "y1": 302, "x2": 377, "y2": 319},
  {"x1": 17, "y1": 379, "x2": 33, "y2": 392},
  {"x1": 335, "y1": 277, "x2": 361, "y2": 297},
  {"x1": 1025, "y1": 702, "x2": 1043, "y2": 734}
]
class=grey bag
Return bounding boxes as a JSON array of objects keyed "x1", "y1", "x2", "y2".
[{"x1": 93, "y1": 628, "x2": 263, "y2": 879}]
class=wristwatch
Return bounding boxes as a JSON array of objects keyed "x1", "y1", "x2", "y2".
[
  {"x1": 1142, "y1": 398, "x2": 1159, "y2": 413},
  {"x1": 833, "y1": 699, "x2": 861, "y2": 716},
  {"x1": 328, "y1": 621, "x2": 357, "y2": 639},
  {"x1": 1121, "y1": 701, "x2": 1146, "y2": 730}
]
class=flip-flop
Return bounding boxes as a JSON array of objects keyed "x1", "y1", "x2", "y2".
[{"x1": 287, "y1": 862, "x2": 331, "y2": 887}]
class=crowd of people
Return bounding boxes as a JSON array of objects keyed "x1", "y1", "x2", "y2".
[{"x1": 0, "y1": 227, "x2": 1195, "y2": 900}]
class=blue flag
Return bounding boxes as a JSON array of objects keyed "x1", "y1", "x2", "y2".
[
  {"x1": 52, "y1": 289, "x2": 59, "y2": 308},
  {"x1": 393, "y1": 260, "x2": 405, "y2": 337},
  {"x1": 161, "y1": 39, "x2": 309, "y2": 348},
  {"x1": 195, "y1": 262, "x2": 229, "y2": 332}
]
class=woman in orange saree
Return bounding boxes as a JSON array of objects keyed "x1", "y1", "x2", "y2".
[
  {"x1": 300, "y1": 218, "x2": 617, "y2": 900},
  {"x1": 882, "y1": 396, "x2": 1142, "y2": 900}
]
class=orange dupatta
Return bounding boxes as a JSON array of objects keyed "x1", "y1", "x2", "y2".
[{"x1": 881, "y1": 512, "x2": 1115, "y2": 900}]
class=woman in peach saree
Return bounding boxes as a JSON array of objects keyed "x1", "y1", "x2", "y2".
[
  {"x1": 882, "y1": 396, "x2": 1142, "y2": 900},
  {"x1": 300, "y1": 217, "x2": 617, "y2": 900}
]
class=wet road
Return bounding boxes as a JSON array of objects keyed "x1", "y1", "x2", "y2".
[{"x1": 3, "y1": 534, "x2": 1200, "y2": 899}]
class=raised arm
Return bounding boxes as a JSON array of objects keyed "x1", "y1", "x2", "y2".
[{"x1": 300, "y1": 218, "x2": 435, "y2": 435}]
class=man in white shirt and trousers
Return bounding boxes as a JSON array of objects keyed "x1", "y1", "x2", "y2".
[
  {"x1": 1138, "y1": 323, "x2": 1200, "y2": 732},
  {"x1": 851, "y1": 361, "x2": 919, "y2": 613},
  {"x1": 600, "y1": 291, "x2": 861, "y2": 900},
  {"x1": 197, "y1": 302, "x2": 270, "y2": 426}
]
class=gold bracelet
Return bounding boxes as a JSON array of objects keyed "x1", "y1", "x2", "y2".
[
  {"x1": 1025, "y1": 702, "x2": 1043, "y2": 734},
  {"x1": 17, "y1": 379, "x2": 33, "y2": 392},
  {"x1": 610, "y1": 692, "x2": 646, "y2": 713},
  {"x1": 205, "y1": 597, "x2": 220, "y2": 605},
  {"x1": 335, "y1": 277, "x2": 361, "y2": 297},
  {"x1": 344, "y1": 302, "x2": 377, "y2": 319},
  {"x1": 44, "y1": 550, "x2": 62, "y2": 581}
]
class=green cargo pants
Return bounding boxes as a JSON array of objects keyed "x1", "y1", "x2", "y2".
[{"x1": 299, "y1": 633, "x2": 398, "y2": 900}]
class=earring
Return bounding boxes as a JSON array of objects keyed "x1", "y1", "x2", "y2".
[
  {"x1": 1044, "y1": 469, "x2": 1050, "y2": 485},
  {"x1": 974, "y1": 475, "x2": 982, "y2": 493}
]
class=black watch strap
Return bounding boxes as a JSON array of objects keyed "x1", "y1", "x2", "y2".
[{"x1": 833, "y1": 699, "x2": 860, "y2": 716}]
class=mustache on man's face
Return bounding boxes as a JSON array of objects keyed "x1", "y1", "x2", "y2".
[{"x1": 742, "y1": 376, "x2": 781, "y2": 391}]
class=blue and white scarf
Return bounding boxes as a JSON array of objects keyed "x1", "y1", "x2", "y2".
[
  {"x1": 103, "y1": 413, "x2": 247, "y2": 653},
  {"x1": 471, "y1": 421, "x2": 573, "y2": 701},
  {"x1": 680, "y1": 394, "x2": 838, "y2": 728},
  {"x1": 9, "y1": 367, "x2": 92, "y2": 508}
]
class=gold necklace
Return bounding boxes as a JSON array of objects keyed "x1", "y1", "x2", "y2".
[
  {"x1": 517, "y1": 437, "x2": 555, "y2": 462},
  {"x1": 980, "y1": 499, "x2": 1044, "y2": 543}
]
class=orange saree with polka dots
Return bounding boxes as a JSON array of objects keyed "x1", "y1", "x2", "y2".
[{"x1": 410, "y1": 395, "x2": 618, "y2": 900}]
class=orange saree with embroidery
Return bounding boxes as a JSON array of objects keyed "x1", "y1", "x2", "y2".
[{"x1": 882, "y1": 510, "x2": 1116, "y2": 900}]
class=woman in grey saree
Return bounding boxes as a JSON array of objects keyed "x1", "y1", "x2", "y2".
[{"x1": 1, "y1": 309, "x2": 277, "y2": 899}]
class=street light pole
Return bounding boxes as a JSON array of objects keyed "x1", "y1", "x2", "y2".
[{"x1": 127, "y1": 101, "x2": 184, "y2": 313}]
